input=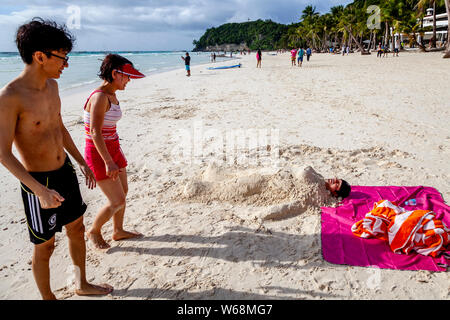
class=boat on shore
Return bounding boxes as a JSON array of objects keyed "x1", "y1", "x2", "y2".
[{"x1": 207, "y1": 63, "x2": 242, "y2": 70}]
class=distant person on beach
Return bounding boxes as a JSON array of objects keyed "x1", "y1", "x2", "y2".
[
  {"x1": 344, "y1": 46, "x2": 349, "y2": 55},
  {"x1": 306, "y1": 47, "x2": 312, "y2": 61},
  {"x1": 84, "y1": 54, "x2": 145, "y2": 250},
  {"x1": 256, "y1": 49, "x2": 262, "y2": 68},
  {"x1": 394, "y1": 39, "x2": 400, "y2": 57},
  {"x1": 213, "y1": 52, "x2": 216, "y2": 62},
  {"x1": 290, "y1": 48, "x2": 297, "y2": 66},
  {"x1": 0, "y1": 18, "x2": 113, "y2": 300},
  {"x1": 181, "y1": 52, "x2": 191, "y2": 77},
  {"x1": 377, "y1": 43, "x2": 383, "y2": 58},
  {"x1": 297, "y1": 48, "x2": 305, "y2": 67},
  {"x1": 383, "y1": 45, "x2": 388, "y2": 58}
]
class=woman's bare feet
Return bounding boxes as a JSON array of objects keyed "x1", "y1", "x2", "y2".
[
  {"x1": 112, "y1": 230, "x2": 143, "y2": 241},
  {"x1": 87, "y1": 231, "x2": 111, "y2": 249},
  {"x1": 75, "y1": 283, "x2": 113, "y2": 296}
]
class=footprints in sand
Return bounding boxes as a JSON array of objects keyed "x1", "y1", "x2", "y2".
[
  {"x1": 277, "y1": 144, "x2": 414, "y2": 179},
  {"x1": 139, "y1": 104, "x2": 198, "y2": 120},
  {"x1": 135, "y1": 94, "x2": 202, "y2": 121}
]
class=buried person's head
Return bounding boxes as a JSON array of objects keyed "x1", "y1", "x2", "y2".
[{"x1": 325, "y1": 178, "x2": 351, "y2": 199}]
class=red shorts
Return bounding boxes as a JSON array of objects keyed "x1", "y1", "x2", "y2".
[{"x1": 84, "y1": 139, "x2": 128, "y2": 181}]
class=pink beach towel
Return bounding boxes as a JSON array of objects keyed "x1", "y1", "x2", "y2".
[{"x1": 321, "y1": 186, "x2": 449, "y2": 272}]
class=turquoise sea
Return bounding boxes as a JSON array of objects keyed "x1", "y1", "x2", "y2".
[{"x1": 0, "y1": 51, "x2": 227, "y2": 94}]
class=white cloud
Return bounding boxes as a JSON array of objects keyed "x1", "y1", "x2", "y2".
[{"x1": 0, "y1": 0, "x2": 353, "y2": 51}]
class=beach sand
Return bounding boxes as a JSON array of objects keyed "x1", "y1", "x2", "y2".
[{"x1": 0, "y1": 51, "x2": 449, "y2": 300}]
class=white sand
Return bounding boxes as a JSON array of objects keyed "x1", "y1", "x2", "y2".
[{"x1": 0, "y1": 51, "x2": 449, "y2": 300}]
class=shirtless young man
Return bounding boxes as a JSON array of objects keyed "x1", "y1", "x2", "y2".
[{"x1": 0, "y1": 18, "x2": 113, "y2": 300}]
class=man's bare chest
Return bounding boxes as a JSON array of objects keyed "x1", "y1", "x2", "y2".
[{"x1": 16, "y1": 91, "x2": 61, "y2": 135}]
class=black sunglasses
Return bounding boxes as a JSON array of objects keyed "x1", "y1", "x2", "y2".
[{"x1": 45, "y1": 52, "x2": 69, "y2": 64}]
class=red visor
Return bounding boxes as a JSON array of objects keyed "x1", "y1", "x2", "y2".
[{"x1": 116, "y1": 63, "x2": 145, "y2": 79}]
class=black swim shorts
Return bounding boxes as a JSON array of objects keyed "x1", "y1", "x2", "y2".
[{"x1": 20, "y1": 155, "x2": 87, "y2": 244}]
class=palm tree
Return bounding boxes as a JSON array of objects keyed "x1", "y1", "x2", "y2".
[
  {"x1": 338, "y1": 4, "x2": 368, "y2": 53},
  {"x1": 330, "y1": 5, "x2": 345, "y2": 51},
  {"x1": 315, "y1": 13, "x2": 334, "y2": 51},
  {"x1": 430, "y1": 0, "x2": 437, "y2": 48},
  {"x1": 387, "y1": 0, "x2": 424, "y2": 50},
  {"x1": 396, "y1": 4, "x2": 431, "y2": 50},
  {"x1": 301, "y1": 5, "x2": 320, "y2": 20},
  {"x1": 300, "y1": 19, "x2": 320, "y2": 50},
  {"x1": 381, "y1": 0, "x2": 406, "y2": 50},
  {"x1": 416, "y1": 0, "x2": 445, "y2": 48},
  {"x1": 287, "y1": 26, "x2": 302, "y2": 48},
  {"x1": 298, "y1": 5, "x2": 322, "y2": 50},
  {"x1": 380, "y1": 0, "x2": 430, "y2": 51},
  {"x1": 445, "y1": 0, "x2": 450, "y2": 58}
]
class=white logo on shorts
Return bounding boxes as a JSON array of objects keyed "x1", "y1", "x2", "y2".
[{"x1": 49, "y1": 214, "x2": 57, "y2": 230}]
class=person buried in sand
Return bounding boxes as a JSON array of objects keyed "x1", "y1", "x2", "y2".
[
  {"x1": 84, "y1": 54, "x2": 145, "y2": 250},
  {"x1": 325, "y1": 178, "x2": 351, "y2": 199},
  {"x1": 183, "y1": 165, "x2": 352, "y2": 204},
  {"x1": 0, "y1": 18, "x2": 113, "y2": 299}
]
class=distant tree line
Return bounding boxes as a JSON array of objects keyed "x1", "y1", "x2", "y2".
[
  {"x1": 193, "y1": 0, "x2": 450, "y2": 58},
  {"x1": 193, "y1": 19, "x2": 297, "y2": 51}
]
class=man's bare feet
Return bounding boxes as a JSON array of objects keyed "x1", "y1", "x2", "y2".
[
  {"x1": 112, "y1": 230, "x2": 143, "y2": 241},
  {"x1": 87, "y1": 231, "x2": 111, "y2": 249},
  {"x1": 75, "y1": 283, "x2": 113, "y2": 296}
]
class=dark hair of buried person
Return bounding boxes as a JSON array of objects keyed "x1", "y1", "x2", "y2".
[
  {"x1": 337, "y1": 180, "x2": 351, "y2": 199},
  {"x1": 98, "y1": 54, "x2": 133, "y2": 83},
  {"x1": 16, "y1": 17, "x2": 75, "y2": 65}
]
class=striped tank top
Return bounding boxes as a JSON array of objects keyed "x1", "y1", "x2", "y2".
[{"x1": 83, "y1": 90, "x2": 122, "y2": 141}]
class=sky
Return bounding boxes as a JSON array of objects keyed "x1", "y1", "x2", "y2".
[{"x1": 0, "y1": 0, "x2": 353, "y2": 52}]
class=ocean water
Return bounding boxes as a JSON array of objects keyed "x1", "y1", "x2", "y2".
[{"x1": 0, "y1": 51, "x2": 226, "y2": 93}]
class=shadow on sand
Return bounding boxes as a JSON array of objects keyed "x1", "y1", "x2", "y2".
[
  {"x1": 110, "y1": 285, "x2": 340, "y2": 299},
  {"x1": 107, "y1": 225, "x2": 328, "y2": 269},
  {"x1": 104, "y1": 225, "x2": 348, "y2": 299}
]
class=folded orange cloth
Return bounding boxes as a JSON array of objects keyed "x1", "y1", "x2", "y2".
[{"x1": 352, "y1": 200, "x2": 450, "y2": 258}]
